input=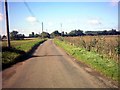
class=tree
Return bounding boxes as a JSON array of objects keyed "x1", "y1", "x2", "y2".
[
  {"x1": 17, "y1": 34, "x2": 25, "y2": 39},
  {"x1": 107, "y1": 29, "x2": 117, "y2": 35},
  {"x1": 85, "y1": 29, "x2": 119, "y2": 35},
  {"x1": 69, "y1": 29, "x2": 84, "y2": 36},
  {"x1": 10, "y1": 31, "x2": 18, "y2": 40},
  {"x1": 29, "y1": 32, "x2": 35, "y2": 37},
  {"x1": 77, "y1": 29, "x2": 84, "y2": 36},
  {"x1": 41, "y1": 32, "x2": 50, "y2": 38},
  {"x1": 69, "y1": 30, "x2": 77, "y2": 36},
  {"x1": 10, "y1": 31, "x2": 24, "y2": 40},
  {"x1": 101, "y1": 30, "x2": 108, "y2": 35},
  {"x1": 51, "y1": 30, "x2": 61, "y2": 38},
  {"x1": 2, "y1": 35, "x2": 7, "y2": 40},
  {"x1": 61, "y1": 31, "x2": 64, "y2": 37},
  {"x1": 29, "y1": 34, "x2": 32, "y2": 38},
  {"x1": 35, "y1": 34, "x2": 40, "y2": 37},
  {"x1": 85, "y1": 31, "x2": 98, "y2": 35},
  {"x1": 32, "y1": 32, "x2": 35, "y2": 37}
]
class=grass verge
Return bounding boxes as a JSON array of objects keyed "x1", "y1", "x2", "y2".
[
  {"x1": 54, "y1": 39, "x2": 119, "y2": 82},
  {"x1": 2, "y1": 38, "x2": 46, "y2": 70}
]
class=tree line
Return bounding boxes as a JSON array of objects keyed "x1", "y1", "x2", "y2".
[
  {"x1": 1, "y1": 29, "x2": 120, "y2": 40},
  {"x1": 50, "y1": 29, "x2": 120, "y2": 37}
]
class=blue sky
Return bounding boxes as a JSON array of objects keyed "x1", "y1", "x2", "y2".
[{"x1": 0, "y1": 1, "x2": 118, "y2": 36}]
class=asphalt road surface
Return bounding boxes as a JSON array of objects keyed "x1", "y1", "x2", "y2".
[{"x1": 2, "y1": 39, "x2": 117, "y2": 88}]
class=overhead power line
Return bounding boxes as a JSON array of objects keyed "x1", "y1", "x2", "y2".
[
  {"x1": 23, "y1": 0, "x2": 35, "y2": 17},
  {"x1": 23, "y1": 0, "x2": 44, "y2": 32},
  {"x1": 23, "y1": 0, "x2": 40, "y2": 23}
]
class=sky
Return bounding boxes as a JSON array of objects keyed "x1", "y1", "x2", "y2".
[{"x1": 0, "y1": 0, "x2": 119, "y2": 36}]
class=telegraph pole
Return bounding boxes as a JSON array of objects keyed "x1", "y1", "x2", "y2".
[
  {"x1": 60, "y1": 23, "x2": 63, "y2": 36},
  {"x1": 5, "y1": 0, "x2": 11, "y2": 48},
  {"x1": 61, "y1": 23, "x2": 62, "y2": 32},
  {"x1": 42, "y1": 22, "x2": 43, "y2": 32}
]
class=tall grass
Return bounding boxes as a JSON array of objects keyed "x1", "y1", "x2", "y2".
[
  {"x1": 60, "y1": 35, "x2": 119, "y2": 62},
  {"x1": 54, "y1": 38, "x2": 119, "y2": 81}
]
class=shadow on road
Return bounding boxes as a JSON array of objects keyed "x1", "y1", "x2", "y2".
[
  {"x1": 30, "y1": 55, "x2": 63, "y2": 58},
  {"x1": 2, "y1": 40, "x2": 46, "y2": 70}
]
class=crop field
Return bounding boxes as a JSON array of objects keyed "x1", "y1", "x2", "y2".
[
  {"x1": 1, "y1": 38, "x2": 46, "y2": 69},
  {"x1": 2, "y1": 38, "x2": 38, "y2": 47},
  {"x1": 59, "y1": 35, "x2": 119, "y2": 62},
  {"x1": 54, "y1": 35, "x2": 119, "y2": 81}
]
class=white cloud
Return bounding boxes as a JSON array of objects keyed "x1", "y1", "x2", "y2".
[
  {"x1": 87, "y1": 19, "x2": 102, "y2": 25},
  {"x1": 0, "y1": 13, "x2": 3, "y2": 21},
  {"x1": 12, "y1": 29, "x2": 18, "y2": 31},
  {"x1": 111, "y1": 0, "x2": 118, "y2": 6},
  {"x1": 26, "y1": 16, "x2": 37, "y2": 23}
]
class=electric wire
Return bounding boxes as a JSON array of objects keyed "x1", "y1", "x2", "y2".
[{"x1": 23, "y1": 0, "x2": 40, "y2": 23}]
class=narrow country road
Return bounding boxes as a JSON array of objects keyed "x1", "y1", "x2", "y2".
[{"x1": 2, "y1": 39, "x2": 116, "y2": 88}]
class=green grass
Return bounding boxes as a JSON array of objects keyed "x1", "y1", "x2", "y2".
[
  {"x1": 2, "y1": 38, "x2": 46, "y2": 68},
  {"x1": 54, "y1": 39, "x2": 119, "y2": 81},
  {"x1": 2, "y1": 38, "x2": 42, "y2": 48}
]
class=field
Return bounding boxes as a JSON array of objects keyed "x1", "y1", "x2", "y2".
[
  {"x1": 54, "y1": 35, "x2": 119, "y2": 81},
  {"x1": 1, "y1": 38, "x2": 46, "y2": 69},
  {"x1": 59, "y1": 35, "x2": 119, "y2": 62}
]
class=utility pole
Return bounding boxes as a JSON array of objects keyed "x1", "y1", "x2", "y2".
[
  {"x1": 61, "y1": 23, "x2": 62, "y2": 32},
  {"x1": 5, "y1": 0, "x2": 11, "y2": 48},
  {"x1": 42, "y1": 22, "x2": 43, "y2": 32},
  {"x1": 60, "y1": 23, "x2": 63, "y2": 36}
]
